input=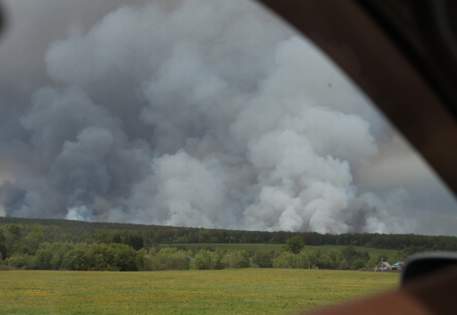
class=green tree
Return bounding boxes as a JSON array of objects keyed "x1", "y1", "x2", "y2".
[
  {"x1": 110, "y1": 243, "x2": 137, "y2": 271},
  {"x1": 286, "y1": 236, "x2": 304, "y2": 254},
  {"x1": 191, "y1": 250, "x2": 221, "y2": 270},
  {"x1": 340, "y1": 246, "x2": 369, "y2": 269},
  {"x1": 0, "y1": 230, "x2": 7, "y2": 260},
  {"x1": 221, "y1": 250, "x2": 249, "y2": 268},
  {"x1": 4, "y1": 224, "x2": 22, "y2": 255},
  {"x1": 34, "y1": 243, "x2": 54, "y2": 269},
  {"x1": 145, "y1": 248, "x2": 190, "y2": 271},
  {"x1": 61, "y1": 245, "x2": 90, "y2": 270},
  {"x1": 135, "y1": 248, "x2": 147, "y2": 271},
  {"x1": 252, "y1": 250, "x2": 275, "y2": 268},
  {"x1": 20, "y1": 226, "x2": 45, "y2": 255},
  {"x1": 6, "y1": 254, "x2": 35, "y2": 269},
  {"x1": 272, "y1": 251, "x2": 295, "y2": 268}
]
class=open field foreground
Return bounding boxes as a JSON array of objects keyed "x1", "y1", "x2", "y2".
[{"x1": 0, "y1": 269, "x2": 398, "y2": 315}]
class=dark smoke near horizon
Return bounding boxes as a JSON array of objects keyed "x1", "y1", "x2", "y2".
[{"x1": 0, "y1": 0, "x2": 456, "y2": 234}]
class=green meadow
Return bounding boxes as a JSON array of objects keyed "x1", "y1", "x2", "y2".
[{"x1": 0, "y1": 269, "x2": 397, "y2": 315}]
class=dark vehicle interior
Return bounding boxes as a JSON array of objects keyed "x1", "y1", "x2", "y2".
[{"x1": 1, "y1": 1, "x2": 457, "y2": 314}]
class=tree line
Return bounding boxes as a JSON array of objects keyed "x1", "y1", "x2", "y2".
[
  {"x1": 1, "y1": 240, "x2": 400, "y2": 272},
  {"x1": 2, "y1": 217, "x2": 457, "y2": 253},
  {"x1": 0, "y1": 217, "x2": 456, "y2": 271}
]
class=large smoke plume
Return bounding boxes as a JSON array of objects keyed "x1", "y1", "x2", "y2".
[{"x1": 0, "y1": 0, "x2": 455, "y2": 234}]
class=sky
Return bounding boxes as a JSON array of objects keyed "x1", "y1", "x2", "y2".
[{"x1": 0, "y1": 0, "x2": 456, "y2": 235}]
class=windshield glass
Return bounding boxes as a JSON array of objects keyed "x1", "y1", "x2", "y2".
[{"x1": 0, "y1": 1, "x2": 456, "y2": 315}]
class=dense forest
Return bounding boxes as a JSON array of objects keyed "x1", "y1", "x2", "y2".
[{"x1": 1, "y1": 217, "x2": 456, "y2": 271}]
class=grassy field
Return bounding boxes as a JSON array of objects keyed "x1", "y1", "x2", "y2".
[{"x1": 0, "y1": 269, "x2": 398, "y2": 315}]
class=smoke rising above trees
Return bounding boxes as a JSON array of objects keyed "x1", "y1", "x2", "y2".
[{"x1": 0, "y1": 0, "x2": 456, "y2": 234}]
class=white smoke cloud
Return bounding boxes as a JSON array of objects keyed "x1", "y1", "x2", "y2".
[
  {"x1": 0, "y1": 0, "x2": 455, "y2": 234},
  {"x1": 66, "y1": 205, "x2": 94, "y2": 221}
]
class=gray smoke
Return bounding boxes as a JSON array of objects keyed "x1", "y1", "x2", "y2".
[{"x1": 0, "y1": 0, "x2": 456, "y2": 234}]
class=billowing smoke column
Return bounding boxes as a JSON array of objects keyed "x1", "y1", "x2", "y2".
[{"x1": 0, "y1": 0, "x2": 407, "y2": 233}]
